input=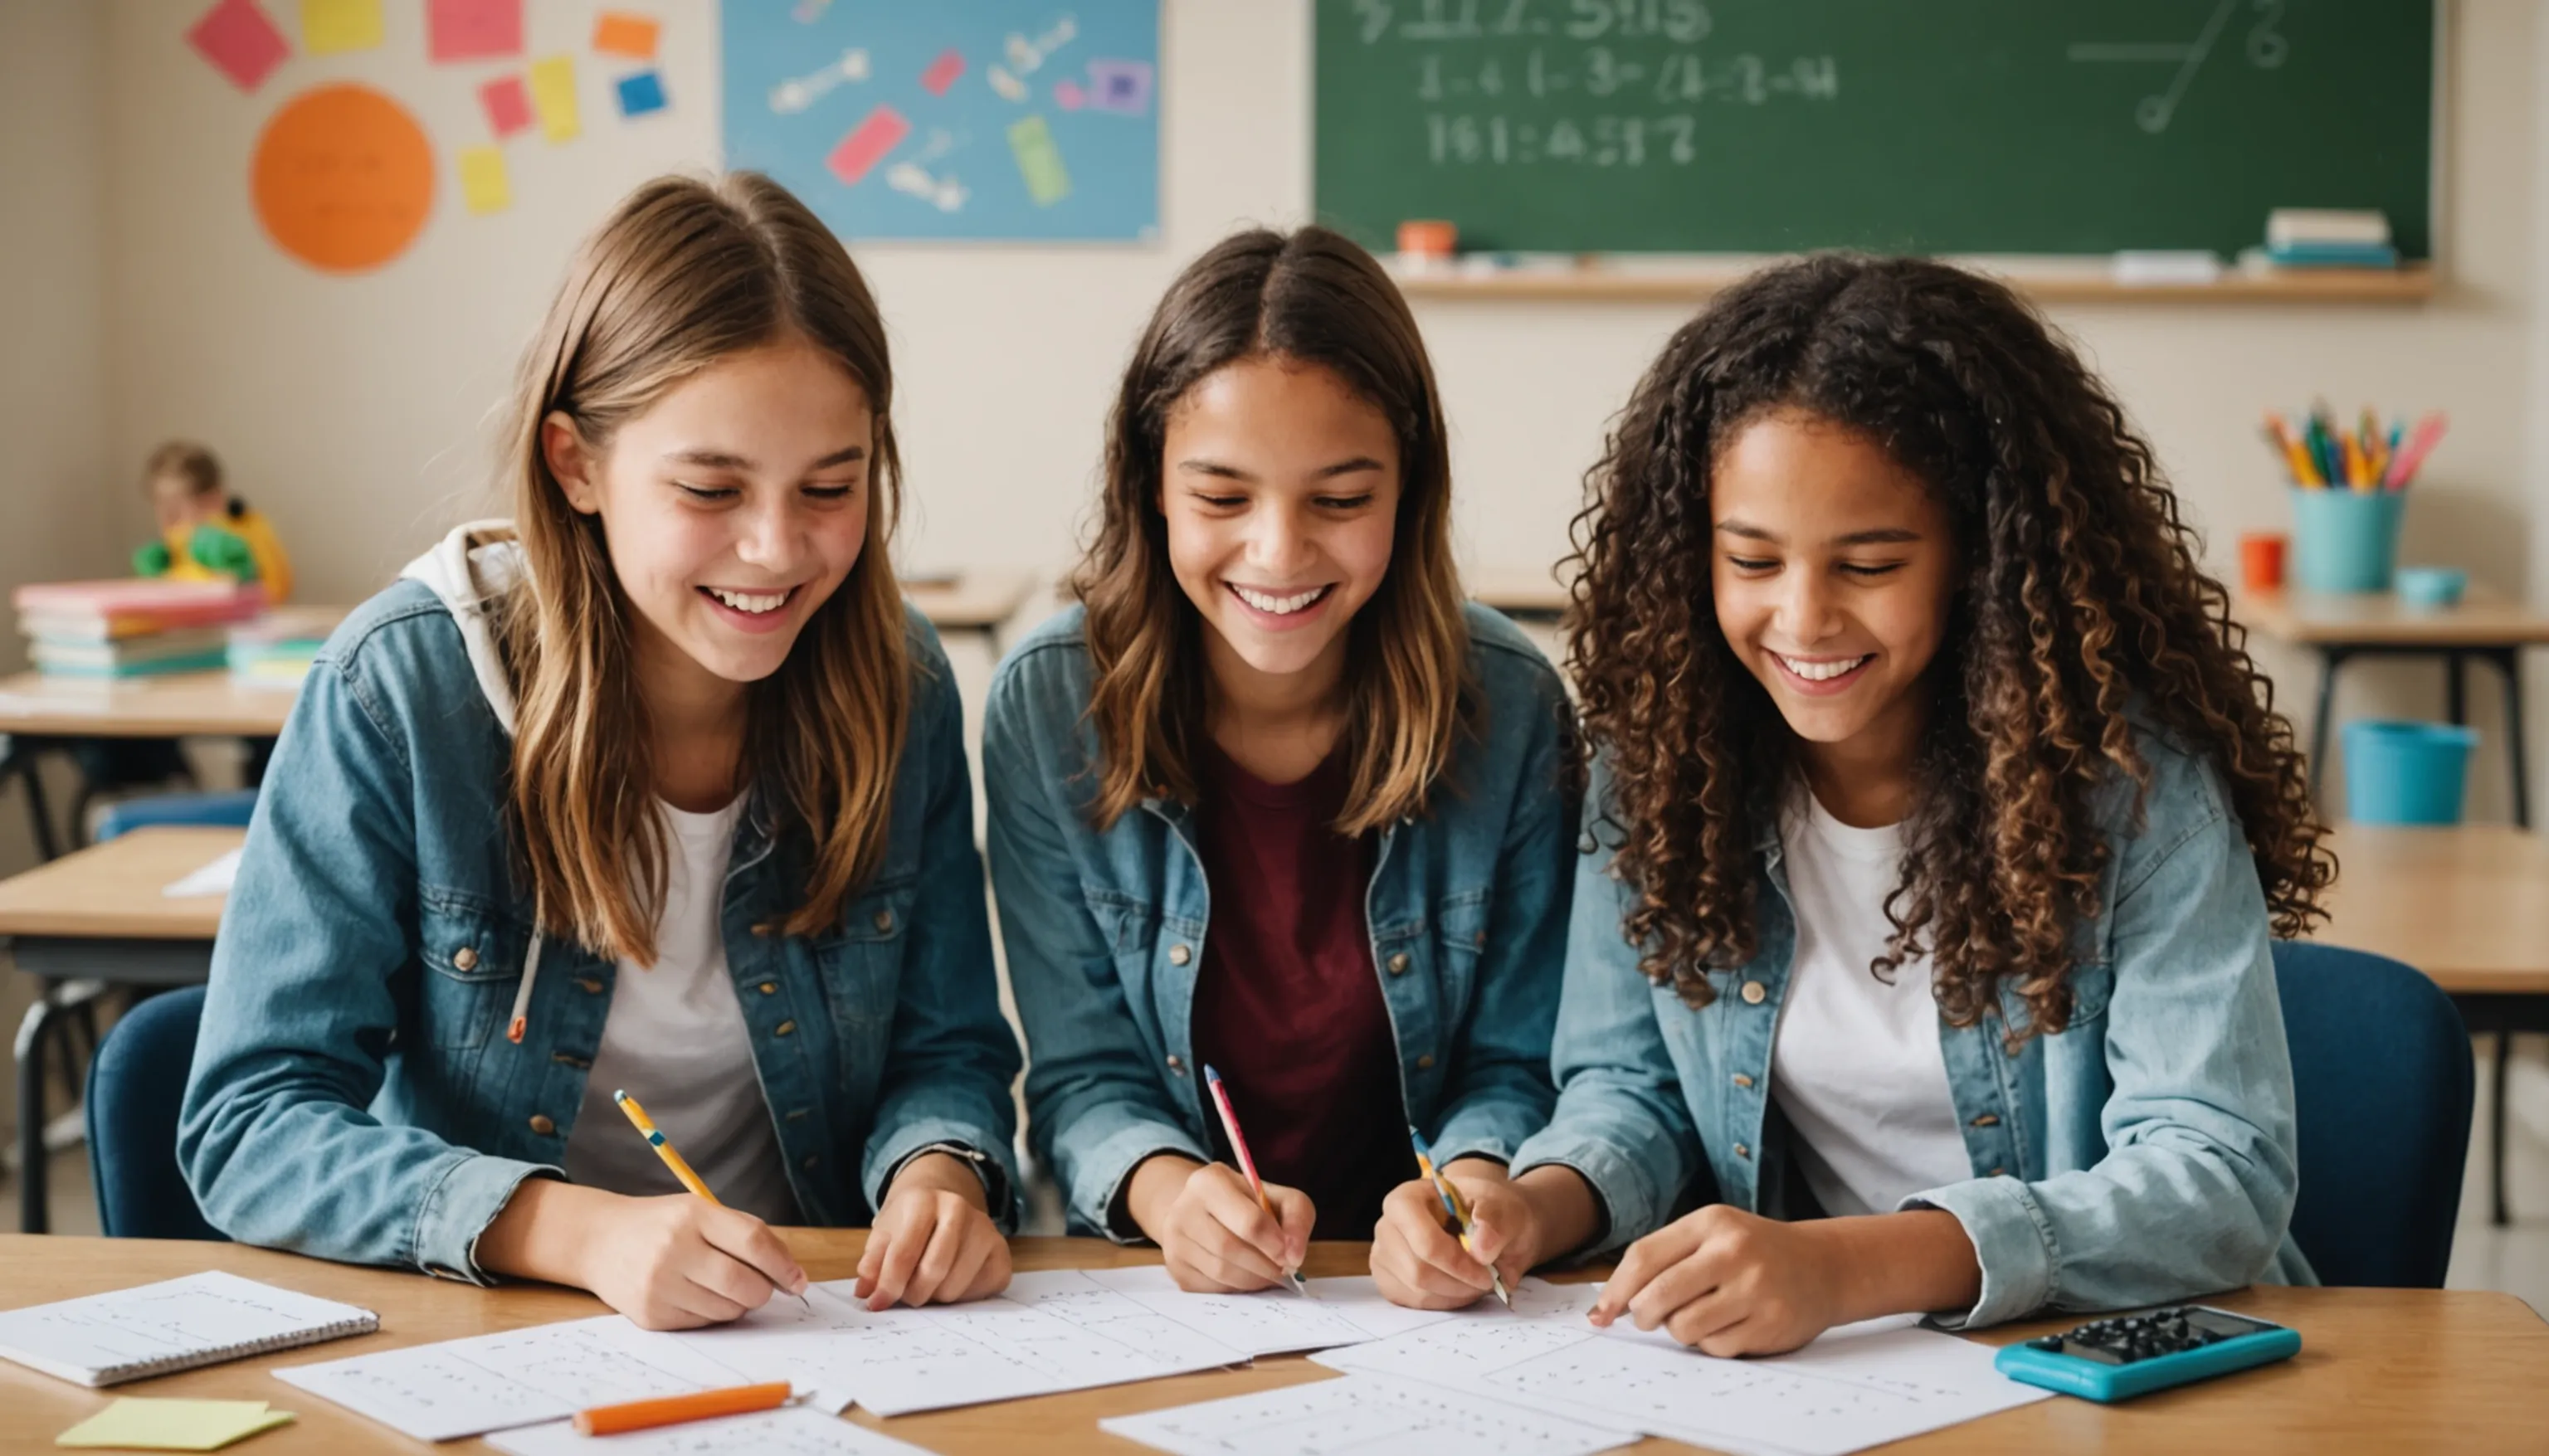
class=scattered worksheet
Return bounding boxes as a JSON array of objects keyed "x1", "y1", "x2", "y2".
[
  {"x1": 274, "y1": 1316, "x2": 749, "y2": 1442},
  {"x1": 1100, "y1": 1372, "x2": 1639, "y2": 1456},
  {"x1": 1316, "y1": 1313, "x2": 2050, "y2": 1456},
  {"x1": 1084, "y1": 1268, "x2": 1571, "y2": 1357},
  {"x1": 490, "y1": 1405, "x2": 931, "y2": 1456}
]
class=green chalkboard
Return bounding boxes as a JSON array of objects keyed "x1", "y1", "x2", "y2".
[{"x1": 1313, "y1": 1, "x2": 2434, "y2": 257}]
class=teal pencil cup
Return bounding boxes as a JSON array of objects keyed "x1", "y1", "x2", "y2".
[
  {"x1": 2290, "y1": 489, "x2": 2405, "y2": 592},
  {"x1": 2342, "y1": 720, "x2": 2477, "y2": 825}
]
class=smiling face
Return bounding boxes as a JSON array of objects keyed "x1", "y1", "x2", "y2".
[
  {"x1": 543, "y1": 334, "x2": 874, "y2": 708},
  {"x1": 1710, "y1": 408, "x2": 1956, "y2": 793},
  {"x1": 1159, "y1": 356, "x2": 1402, "y2": 701}
]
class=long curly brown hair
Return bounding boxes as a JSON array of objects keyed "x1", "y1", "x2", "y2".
[{"x1": 1566, "y1": 254, "x2": 2334, "y2": 1040}]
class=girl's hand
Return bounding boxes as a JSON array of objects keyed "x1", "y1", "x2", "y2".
[
  {"x1": 855, "y1": 1152, "x2": 1011, "y2": 1310},
  {"x1": 1370, "y1": 1159, "x2": 1536, "y2": 1309},
  {"x1": 485, "y1": 1181, "x2": 808, "y2": 1332},
  {"x1": 1589, "y1": 1206, "x2": 1981, "y2": 1356},
  {"x1": 1126, "y1": 1156, "x2": 1313, "y2": 1293}
]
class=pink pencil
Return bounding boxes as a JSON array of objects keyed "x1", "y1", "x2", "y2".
[
  {"x1": 1202, "y1": 1064, "x2": 1309, "y2": 1297},
  {"x1": 2383, "y1": 411, "x2": 2449, "y2": 489}
]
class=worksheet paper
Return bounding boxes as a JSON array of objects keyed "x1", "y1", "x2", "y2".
[
  {"x1": 1083, "y1": 1268, "x2": 1469, "y2": 1356},
  {"x1": 1099, "y1": 1372, "x2": 1640, "y2": 1456},
  {"x1": 273, "y1": 1316, "x2": 751, "y2": 1442},
  {"x1": 490, "y1": 1405, "x2": 932, "y2": 1456},
  {"x1": 1314, "y1": 1314, "x2": 2050, "y2": 1456}
]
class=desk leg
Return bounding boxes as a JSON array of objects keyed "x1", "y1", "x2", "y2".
[
  {"x1": 2308, "y1": 647, "x2": 2345, "y2": 808},
  {"x1": 2488, "y1": 648, "x2": 2529, "y2": 830},
  {"x1": 12, "y1": 991, "x2": 54, "y2": 1235},
  {"x1": 2492, "y1": 1025, "x2": 2512, "y2": 1227},
  {"x1": 2446, "y1": 650, "x2": 2468, "y2": 728}
]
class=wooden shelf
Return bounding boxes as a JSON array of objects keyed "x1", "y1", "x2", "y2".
[{"x1": 1391, "y1": 261, "x2": 2435, "y2": 306}]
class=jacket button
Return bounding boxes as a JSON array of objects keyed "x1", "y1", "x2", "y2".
[
  {"x1": 453, "y1": 946, "x2": 479, "y2": 971},
  {"x1": 758, "y1": 981, "x2": 778, "y2": 996},
  {"x1": 803, "y1": 1155, "x2": 819, "y2": 1170},
  {"x1": 1733, "y1": 1142, "x2": 1750, "y2": 1159},
  {"x1": 1416, "y1": 1053, "x2": 1435, "y2": 1070},
  {"x1": 774, "y1": 1020, "x2": 797, "y2": 1037},
  {"x1": 1971, "y1": 1113, "x2": 2001, "y2": 1127},
  {"x1": 1168, "y1": 944, "x2": 1192, "y2": 966},
  {"x1": 528, "y1": 1114, "x2": 554, "y2": 1135},
  {"x1": 1387, "y1": 952, "x2": 1411, "y2": 976},
  {"x1": 575, "y1": 976, "x2": 603, "y2": 995},
  {"x1": 1474, "y1": 931, "x2": 1488, "y2": 947},
  {"x1": 872, "y1": 908, "x2": 894, "y2": 933},
  {"x1": 1165, "y1": 1054, "x2": 1185, "y2": 1074},
  {"x1": 1731, "y1": 1074, "x2": 1754, "y2": 1088},
  {"x1": 1990, "y1": 1166, "x2": 2006, "y2": 1177},
  {"x1": 1740, "y1": 981, "x2": 1767, "y2": 1005}
]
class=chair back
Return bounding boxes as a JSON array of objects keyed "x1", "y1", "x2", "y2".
[
  {"x1": 84, "y1": 985, "x2": 227, "y2": 1241},
  {"x1": 94, "y1": 789, "x2": 258, "y2": 842}
]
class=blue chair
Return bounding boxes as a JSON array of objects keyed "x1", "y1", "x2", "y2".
[
  {"x1": 94, "y1": 789, "x2": 258, "y2": 842},
  {"x1": 2272, "y1": 941, "x2": 2472, "y2": 1288},
  {"x1": 84, "y1": 985, "x2": 225, "y2": 1240}
]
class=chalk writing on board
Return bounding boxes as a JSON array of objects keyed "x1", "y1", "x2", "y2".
[
  {"x1": 1351, "y1": 0, "x2": 1714, "y2": 46},
  {"x1": 2069, "y1": 0, "x2": 2289, "y2": 134}
]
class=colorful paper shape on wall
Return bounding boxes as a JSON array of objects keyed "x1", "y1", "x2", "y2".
[
  {"x1": 919, "y1": 47, "x2": 964, "y2": 96},
  {"x1": 300, "y1": 0, "x2": 383, "y2": 56},
  {"x1": 592, "y1": 12, "x2": 660, "y2": 60},
  {"x1": 251, "y1": 84, "x2": 433, "y2": 274},
  {"x1": 529, "y1": 56, "x2": 580, "y2": 142},
  {"x1": 1006, "y1": 114, "x2": 1070, "y2": 205},
  {"x1": 617, "y1": 71, "x2": 668, "y2": 118},
  {"x1": 826, "y1": 105, "x2": 910, "y2": 187},
  {"x1": 427, "y1": 0, "x2": 521, "y2": 62},
  {"x1": 188, "y1": 0, "x2": 290, "y2": 93},
  {"x1": 457, "y1": 146, "x2": 510, "y2": 215},
  {"x1": 479, "y1": 75, "x2": 533, "y2": 137},
  {"x1": 1084, "y1": 58, "x2": 1152, "y2": 115}
]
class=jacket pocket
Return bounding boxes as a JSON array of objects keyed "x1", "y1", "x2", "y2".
[
  {"x1": 816, "y1": 875, "x2": 919, "y2": 1040},
  {"x1": 417, "y1": 889, "x2": 525, "y2": 1050},
  {"x1": 1428, "y1": 888, "x2": 1494, "y2": 1006}
]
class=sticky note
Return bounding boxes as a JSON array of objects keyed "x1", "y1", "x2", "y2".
[
  {"x1": 56, "y1": 1398, "x2": 295, "y2": 1450},
  {"x1": 187, "y1": 0, "x2": 290, "y2": 93},
  {"x1": 1086, "y1": 58, "x2": 1154, "y2": 116},
  {"x1": 920, "y1": 47, "x2": 965, "y2": 96},
  {"x1": 529, "y1": 55, "x2": 579, "y2": 142},
  {"x1": 457, "y1": 146, "x2": 509, "y2": 215},
  {"x1": 592, "y1": 12, "x2": 660, "y2": 60},
  {"x1": 300, "y1": 0, "x2": 382, "y2": 55},
  {"x1": 616, "y1": 71, "x2": 667, "y2": 119},
  {"x1": 1006, "y1": 114, "x2": 1070, "y2": 206},
  {"x1": 426, "y1": 0, "x2": 520, "y2": 62},
  {"x1": 479, "y1": 75, "x2": 532, "y2": 137},
  {"x1": 826, "y1": 105, "x2": 909, "y2": 187}
]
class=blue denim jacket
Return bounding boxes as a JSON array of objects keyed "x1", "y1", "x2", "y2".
[
  {"x1": 179, "y1": 529, "x2": 1022, "y2": 1283},
  {"x1": 985, "y1": 603, "x2": 1577, "y2": 1238},
  {"x1": 1511, "y1": 720, "x2": 2313, "y2": 1328}
]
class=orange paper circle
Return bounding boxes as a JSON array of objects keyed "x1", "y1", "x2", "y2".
[{"x1": 252, "y1": 84, "x2": 434, "y2": 274}]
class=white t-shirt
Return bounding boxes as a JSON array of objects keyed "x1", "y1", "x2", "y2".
[
  {"x1": 1767, "y1": 790, "x2": 1971, "y2": 1219},
  {"x1": 561, "y1": 798, "x2": 801, "y2": 1225}
]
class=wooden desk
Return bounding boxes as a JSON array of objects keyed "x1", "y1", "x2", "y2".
[
  {"x1": 2233, "y1": 585, "x2": 2549, "y2": 827},
  {"x1": 0, "y1": 671, "x2": 297, "y2": 740},
  {"x1": 1467, "y1": 565, "x2": 1572, "y2": 624},
  {"x1": 903, "y1": 569, "x2": 1038, "y2": 655},
  {"x1": 0, "y1": 1235, "x2": 2538, "y2": 1454}
]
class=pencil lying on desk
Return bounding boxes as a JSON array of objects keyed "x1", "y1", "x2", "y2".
[
  {"x1": 613, "y1": 1089, "x2": 811, "y2": 1312},
  {"x1": 1411, "y1": 1126, "x2": 1513, "y2": 1310},
  {"x1": 1201, "y1": 1065, "x2": 1311, "y2": 1298},
  {"x1": 574, "y1": 1381, "x2": 794, "y2": 1436}
]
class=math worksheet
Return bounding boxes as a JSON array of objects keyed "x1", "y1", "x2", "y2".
[
  {"x1": 274, "y1": 1317, "x2": 749, "y2": 1442},
  {"x1": 1085, "y1": 1269, "x2": 1518, "y2": 1357},
  {"x1": 1100, "y1": 1371, "x2": 1640, "y2": 1456},
  {"x1": 490, "y1": 1405, "x2": 933, "y2": 1456}
]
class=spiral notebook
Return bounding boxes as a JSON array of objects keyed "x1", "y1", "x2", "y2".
[{"x1": 0, "y1": 1270, "x2": 377, "y2": 1387}]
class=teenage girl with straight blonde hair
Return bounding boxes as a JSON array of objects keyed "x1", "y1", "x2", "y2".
[{"x1": 182, "y1": 173, "x2": 1023, "y2": 1328}]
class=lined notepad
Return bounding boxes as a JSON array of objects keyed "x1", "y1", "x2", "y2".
[{"x1": 0, "y1": 1271, "x2": 375, "y2": 1388}]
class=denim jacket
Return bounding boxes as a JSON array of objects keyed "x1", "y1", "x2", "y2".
[
  {"x1": 985, "y1": 603, "x2": 1577, "y2": 1238},
  {"x1": 178, "y1": 525, "x2": 1022, "y2": 1283},
  {"x1": 1511, "y1": 719, "x2": 2313, "y2": 1328}
]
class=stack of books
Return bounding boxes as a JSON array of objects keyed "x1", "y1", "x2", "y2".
[
  {"x1": 2262, "y1": 209, "x2": 2398, "y2": 270},
  {"x1": 227, "y1": 606, "x2": 346, "y2": 689},
  {"x1": 13, "y1": 579, "x2": 268, "y2": 678}
]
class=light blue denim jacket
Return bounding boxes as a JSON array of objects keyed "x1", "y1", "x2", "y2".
[
  {"x1": 985, "y1": 603, "x2": 1577, "y2": 1238},
  {"x1": 178, "y1": 527, "x2": 1022, "y2": 1283},
  {"x1": 1512, "y1": 718, "x2": 2313, "y2": 1328}
]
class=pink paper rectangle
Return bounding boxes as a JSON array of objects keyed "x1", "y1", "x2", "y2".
[
  {"x1": 187, "y1": 0, "x2": 290, "y2": 93},
  {"x1": 480, "y1": 74, "x2": 533, "y2": 137},
  {"x1": 427, "y1": 0, "x2": 521, "y2": 62},
  {"x1": 826, "y1": 105, "x2": 910, "y2": 187},
  {"x1": 919, "y1": 47, "x2": 964, "y2": 96}
]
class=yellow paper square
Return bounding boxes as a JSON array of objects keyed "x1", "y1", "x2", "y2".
[
  {"x1": 457, "y1": 146, "x2": 510, "y2": 216},
  {"x1": 300, "y1": 0, "x2": 383, "y2": 55},
  {"x1": 529, "y1": 55, "x2": 580, "y2": 143},
  {"x1": 57, "y1": 1397, "x2": 295, "y2": 1451}
]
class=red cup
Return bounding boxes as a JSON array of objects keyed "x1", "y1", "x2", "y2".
[{"x1": 2240, "y1": 533, "x2": 2288, "y2": 592}]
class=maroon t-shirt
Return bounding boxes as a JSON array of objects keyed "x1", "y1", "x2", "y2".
[{"x1": 1188, "y1": 740, "x2": 1412, "y2": 1240}]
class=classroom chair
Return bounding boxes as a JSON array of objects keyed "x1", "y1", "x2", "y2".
[
  {"x1": 92, "y1": 788, "x2": 258, "y2": 842},
  {"x1": 83, "y1": 984, "x2": 224, "y2": 1241},
  {"x1": 2272, "y1": 941, "x2": 2473, "y2": 1288}
]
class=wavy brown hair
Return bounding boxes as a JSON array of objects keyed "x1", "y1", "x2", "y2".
[
  {"x1": 493, "y1": 172, "x2": 909, "y2": 962},
  {"x1": 1071, "y1": 226, "x2": 1470, "y2": 833},
  {"x1": 1567, "y1": 254, "x2": 2333, "y2": 1040}
]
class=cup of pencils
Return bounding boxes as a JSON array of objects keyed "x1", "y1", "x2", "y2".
[{"x1": 2266, "y1": 406, "x2": 2445, "y2": 593}]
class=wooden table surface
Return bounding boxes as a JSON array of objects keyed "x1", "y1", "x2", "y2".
[
  {"x1": 900, "y1": 569, "x2": 1038, "y2": 632},
  {"x1": 0, "y1": 670, "x2": 298, "y2": 738},
  {"x1": 1466, "y1": 565, "x2": 1572, "y2": 619},
  {"x1": 2314, "y1": 825, "x2": 2549, "y2": 994},
  {"x1": 2233, "y1": 584, "x2": 2549, "y2": 646},
  {"x1": 1, "y1": 1234, "x2": 2540, "y2": 1454},
  {"x1": 0, "y1": 825, "x2": 237, "y2": 939}
]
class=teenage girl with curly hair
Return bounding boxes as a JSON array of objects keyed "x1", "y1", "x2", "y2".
[{"x1": 1391, "y1": 254, "x2": 2335, "y2": 1351}]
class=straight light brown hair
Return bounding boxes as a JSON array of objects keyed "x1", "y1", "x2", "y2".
[
  {"x1": 1071, "y1": 225, "x2": 1470, "y2": 834},
  {"x1": 494, "y1": 173, "x2": 909, "y2": 963}
]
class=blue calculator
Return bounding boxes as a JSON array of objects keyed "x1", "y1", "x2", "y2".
[{"x1": 1993, "y1": 1305, "x2": 2301, "y2": 1402}]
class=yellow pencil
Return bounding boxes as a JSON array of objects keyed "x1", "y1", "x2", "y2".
[
  {"x1": 1410, "y1": 1127, "x2": 1512, "y2": 1310},
  {"x1": 613, "y1": 1090, "x2": 809, "y2": 1310}
]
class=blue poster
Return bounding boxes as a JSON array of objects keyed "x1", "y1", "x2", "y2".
[{"x1": 722, "y1": 1, "x2": 1160, "y2": 242}]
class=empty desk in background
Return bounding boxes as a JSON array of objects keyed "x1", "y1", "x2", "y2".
[
  {"x1": 2235, "y1": 586, "x2": 2549, "y2": 826},
  {"x1": 904, "y1": 569, "x2": 1038, "y2": 656},
  {"x1": 0, "y1": 825, "x2": 235, "y2": 1234},
  {"x1": 1468, "y1": 566, "x2": 1571, "y2": 627}
]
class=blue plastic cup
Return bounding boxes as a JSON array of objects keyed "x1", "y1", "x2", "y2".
[
  {"x1": 2342, "y1": 720, "x2": 2478, "y2": 825},
  {"x1": 2290, "y1": 489, "x2": 2405, "y2": 592}
]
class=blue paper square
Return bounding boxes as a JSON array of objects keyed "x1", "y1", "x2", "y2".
[{"x1": 617, "y1": 71, "x2": 667, "y2": 119}]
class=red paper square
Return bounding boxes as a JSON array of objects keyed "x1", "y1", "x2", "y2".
[
  {"x1": 430, "y1": 0, "x2": 523, "y2": 63},
  {"x1": 480, "y1": 75, "x2": 534, "y2": 138},
  {"x1": 187, "y1": 0, "x2": 290, "y2": 94},
  {"x1": 920, "y1": 47, "x2": 965, "y2": 96},
  {"x1": 827, "y1": 105, "x2": 910, "y2": 187}
]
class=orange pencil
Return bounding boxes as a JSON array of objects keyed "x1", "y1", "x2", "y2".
[{"x1": 573, "y1": 1381, "x2": 793, "y2": 1436}]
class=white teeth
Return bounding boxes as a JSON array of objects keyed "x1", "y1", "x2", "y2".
[
  {"x1": 1777, "y1": 654, "x2": 1869, "y2": 682},
  {"x1": 708, "y1": 587, "x2": 788, "y2": 614},
  {"x1": 1231, "y1": 584, "x2": 1328, "y2": 616}
]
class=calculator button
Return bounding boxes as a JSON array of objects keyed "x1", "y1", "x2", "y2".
[{"x1": 2026, "y1": 1336, "x2": 2064, "y2": 1352}]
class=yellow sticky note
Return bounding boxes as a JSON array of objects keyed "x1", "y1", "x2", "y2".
[
  {"x1": 457, "y1": 145, "x2": 510, "y2": 216},
  {"x1": 529, "y1": 55, "x2": 580, "y2": 142},
  {"x1": 300, "y1": 0, "x2": 383, "y2": 55},
  {"x1": 592, "y1": 12, "x2": 661, "y2": 60},
  {"x1": 57, "y1": 1398, "x2": 295, "y2": 1451}
]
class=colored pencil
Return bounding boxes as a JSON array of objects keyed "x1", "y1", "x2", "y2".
[
  {"x1": 1201, "y1": 1065, "x2": 1310, "y2": 1297},
  {"x1": 574, "y1": 1382, "x2": 794, "y2": 1436},
  {"x1": 613, "y1": 1090, "x2": 810, "y2": 1311},
  {"x1": 1410, "y1": 1126, "x2": 1513, "y2": 1310}
]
